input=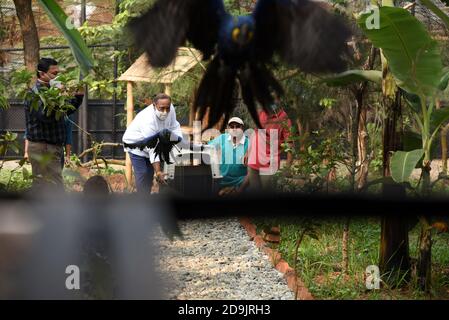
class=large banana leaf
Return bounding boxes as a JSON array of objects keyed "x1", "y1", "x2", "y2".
[
  {"x1": 322, "y1": 70, "x2": 382, "y2": 86},
  {"x1": 37, "y1": 0, "x2": 94, "y2": 76},
  {"x1": 358, "y1": 7, "x2": 443, "y2": 96},
  {"x1": 390, "y1": 149, "x2": 424, "y2": 183}
]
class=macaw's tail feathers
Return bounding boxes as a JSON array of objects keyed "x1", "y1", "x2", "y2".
[
  {"x1": 238, "y1": 63, "x2": 284, "y2": 128},
  {"x1": 194, "y1": 57, "x2": 238, "y2": 131}
]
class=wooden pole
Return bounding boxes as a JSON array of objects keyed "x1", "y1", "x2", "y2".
[
  {"x1": 125, "y1": 81, "x2": 134, "y2": 190},
  {"x1": 164, "y1": 84, "x2": 171, "y2": 96}
]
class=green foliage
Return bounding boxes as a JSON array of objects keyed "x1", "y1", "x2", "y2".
[
  {"x1": 25, "y1": 73, "x2": 84, "y2": 120},
  {"x1": 276, "y1": 130, "x2": 347, "y2": 193},
  {"x1": 358, "y1": 7, "x2": 443, "y2": 96},
  {"x1": 0, "y1": 132, "x2": 31, "y2": 192},
  {"x1": 0, "y1": 132, "x2": 20, "y2": 158},
  {"x1": 10, "y1": 68, "x2": 34, "y2": 98}
]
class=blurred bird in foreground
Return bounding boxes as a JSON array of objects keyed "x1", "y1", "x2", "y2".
[{"x1": 127, "y1": 0, "x2": 351, "y2": 129}]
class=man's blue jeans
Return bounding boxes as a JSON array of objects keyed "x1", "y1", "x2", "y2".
[{"x1": 128, "y1": 152, "x2": 154, "y2": 193}]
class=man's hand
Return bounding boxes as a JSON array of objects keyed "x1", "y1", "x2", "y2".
[
  {"x1": 155, "y1": 171, "x2": 167, "y2": 185},
  {"x1": 218, "y1": 186, "x2": 237, "y2": 196}
]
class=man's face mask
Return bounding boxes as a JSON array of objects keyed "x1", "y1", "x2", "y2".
[
  {"x1": 155, "y1": 107, "x2": 169, "y2": 121},
  {"x1": 49, "y1": 77, "x2": 63, "y2": 89},
  {"x1": 38, "y1": 68, "x2": 59, "y2": 86},
  {"x1": 228, "y1": 124, "x2": 243, "y2": 138}
]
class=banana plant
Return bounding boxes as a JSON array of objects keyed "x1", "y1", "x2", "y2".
[
  {"x1": 358, "y1": 6, "x2": 446, "y2": 186},
  {"x1": 324, "y1": 3, "x2": 449, "y2": 291},
  {"x1": 357, "y1": 6, "x2": 448, "y2": 291},
  {"x1": 37, "y1": 0, "x2": 95, "y2": 76}
]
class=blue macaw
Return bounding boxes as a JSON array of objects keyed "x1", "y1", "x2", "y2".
[
  {"x1": 123, "y1": 128, "x2": 182, "y2": 164},
  {"x1": 128, "y1": 0, "x2": 351, "y2": 129}
]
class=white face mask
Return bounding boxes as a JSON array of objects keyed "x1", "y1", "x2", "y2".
[
  {"x1": 229, "y1": 128, "x2": 243, "y2": 139},
  {"x1": 155, "y1": 108, "x2": 169, "y2": 121},
  {"x1": 49, "y1": 77, "x2": 63, "y2": 89}
]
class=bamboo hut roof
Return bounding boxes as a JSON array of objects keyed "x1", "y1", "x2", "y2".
[{"x1": 117, "y1": 47, "x2": 203, "y2": 84}]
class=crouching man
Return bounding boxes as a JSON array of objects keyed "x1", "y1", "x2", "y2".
[{"x1": 122, "y1": 93, "x2": 183, "y2": 193}]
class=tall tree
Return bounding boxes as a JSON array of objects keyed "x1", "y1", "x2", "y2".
[{"x1": 13, "y1": 0, "x2": 39, "y2": 71}]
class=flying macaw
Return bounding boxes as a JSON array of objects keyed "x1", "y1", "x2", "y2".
[{"x1": 127, "y1": 0, "x2": 351, "y2": 129}]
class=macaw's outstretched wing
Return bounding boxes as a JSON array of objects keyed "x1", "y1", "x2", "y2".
[
  {"x1": 253, "y1": 0, "x2": 351, "y2": 73},
  {"x1": 127, "y1": 0, "x2": 226, "y2": 67}
]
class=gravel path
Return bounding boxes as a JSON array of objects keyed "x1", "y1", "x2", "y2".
[{"x1": 153, "y1": 218, "x2": 294, "y2": 300}]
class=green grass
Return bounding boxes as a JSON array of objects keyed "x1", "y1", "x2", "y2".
[{"x1": 254, "y1": 217, "x2": 449, "y2": 300}]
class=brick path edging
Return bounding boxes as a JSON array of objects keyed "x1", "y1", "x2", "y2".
[{"x1": 238, "y1": 217, "x2": 314, "y2": 300}]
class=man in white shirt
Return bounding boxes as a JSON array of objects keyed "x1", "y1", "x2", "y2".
[{"x1": 122, "y1": 93, "x2": 182, "y2": 193}]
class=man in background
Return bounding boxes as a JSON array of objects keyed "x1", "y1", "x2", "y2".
[
  {"x1": 247, "y1": 98, "x2": 293, "y2": 190},
  {"x1": 24, "y1": 57, "x2": 84, "y2": 189}
]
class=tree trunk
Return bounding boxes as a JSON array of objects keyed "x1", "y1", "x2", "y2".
[
  {"x1": 417, "y1": 164, "x2": 432, "y2": 292},
  {"x1": 438, "y1": 97, "x2": 448, "y2": 174},
  {"x1": 357, "y1": 105, "x2": 369, "y2": 189},
  {"x1": 379, "y1": 90, "x2": 411, "y2": 285},
  {"x1": 417, "y1": 215, "x2": 432, "y2": 292},
  {"x1": 13, "y1": 0, "x2": 39, "y2": 72}
]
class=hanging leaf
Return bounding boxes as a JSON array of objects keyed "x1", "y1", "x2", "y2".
[
  {"x1": 37, "y1": 0, "x2": 95, "y2": 76},
  {"x1": 358, "y1": 7, "x2": 443, "y2": 96},
  {"x1": 321, "y1": 70, "x2": 382, "y2": 86},
  {"x1": 390, "y1": 149, "x2": 424, "y2": 183}
]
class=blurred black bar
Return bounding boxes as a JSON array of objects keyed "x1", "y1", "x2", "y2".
[{"x1": 1, "y1": 192, "x2": 449, "y2": 218}]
